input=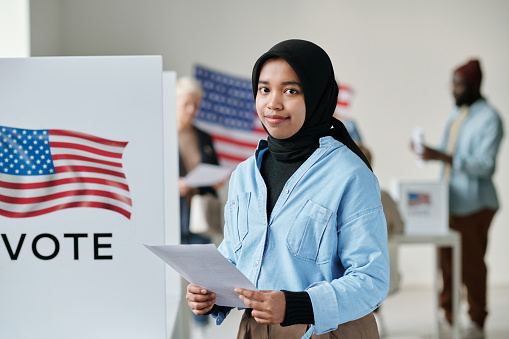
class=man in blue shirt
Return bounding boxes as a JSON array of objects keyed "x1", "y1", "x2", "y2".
[{"x1": 417, "y1": 59, "x2": 504, "y2": 339}]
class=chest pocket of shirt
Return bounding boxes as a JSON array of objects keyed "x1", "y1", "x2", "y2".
[
  {"x1": 286, "y1": 200, "x2": 333, "y2": 264},
  {"x1": 230, "y1": 192, "x2": 251, "y2": 252}
]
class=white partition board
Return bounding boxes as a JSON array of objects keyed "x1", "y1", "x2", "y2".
[{"x1": 0, "y1": 56, "x2": 173, "y2": 339}]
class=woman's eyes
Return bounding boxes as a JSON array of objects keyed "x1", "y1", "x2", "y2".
[
  {"x1": 258, "y1": 87, "x2": 300, "y2": 95},
  {"x1": 285, "y1": 88, "x2": 299, "y2": 95}
]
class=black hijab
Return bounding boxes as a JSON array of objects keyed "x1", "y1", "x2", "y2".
[{"x1": 252, "y1": 39, "x2": 371, "y2": 170}]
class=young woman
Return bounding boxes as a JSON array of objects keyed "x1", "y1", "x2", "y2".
[{"x1": 186, "y1": 39, "x2": 390, "y2": 338}]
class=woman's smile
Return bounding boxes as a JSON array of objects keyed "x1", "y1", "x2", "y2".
[{"x1": 265, "y1": 114, "x2": 290, "y2": 125}]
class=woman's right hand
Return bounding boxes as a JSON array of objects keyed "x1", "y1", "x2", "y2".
[
  {"x1": 420, "y1": 145, "x2": 453, "y2": 164},
  {"x1": 186, "y1": 284, "x2": 216, "y2": 315}
]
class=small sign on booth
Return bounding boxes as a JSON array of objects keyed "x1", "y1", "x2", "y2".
[{"x1": 392, "y1": 180, "x2": 449, "y2": 235}]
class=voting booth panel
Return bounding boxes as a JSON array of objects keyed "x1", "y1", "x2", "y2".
[
  {"x1": 0, "y1": 57, "x2": 175, "y2": 338},
  {"x1": 392, "y1": 180, "x2": 449, "y2": 235},
  {"x1": 162, "y1": 71, "x2": 182, "y2": 335}
]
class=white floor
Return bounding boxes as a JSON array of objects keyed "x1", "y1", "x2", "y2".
[{"x1": 188, "y1": 285, "x2": 509, "y2": 339}]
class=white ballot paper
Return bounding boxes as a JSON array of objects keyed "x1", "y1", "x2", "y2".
[
  {"x1": 184, "y1": 163, "x2": 231, "y2": 188},
  {"x1": 144, "y1": 244, "x2": 257, "y2": 308},
  {"x1": 412, "y1": 127, "x2": 425, "y2": 167}
]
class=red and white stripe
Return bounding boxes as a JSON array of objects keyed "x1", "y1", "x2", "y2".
[
  {"x1": 194, "y1": 120, "x2": 267, "y2": 169},
  {"x1": 0, "y1": 130, "x2": 131, "y2": 219},
  {"x1": 336, "y1": 84, "x2": 353, "y2": 116}
]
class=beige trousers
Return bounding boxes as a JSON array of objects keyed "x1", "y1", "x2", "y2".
[{"x1": 237, "y1": 309, "x2": 379, "y2": 339}]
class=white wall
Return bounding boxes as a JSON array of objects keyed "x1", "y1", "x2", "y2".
[
  {"x1": 30, "y1": 0, "x2": 509, "y2": 286},
  {"x1": 0, "y1": 0, "x2": 30, "y2": 57},
  {"x1": 28, "y1": 0, "x2": 61, "y2": 56}
]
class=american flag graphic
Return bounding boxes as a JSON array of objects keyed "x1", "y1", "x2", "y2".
[
  {"x1": 194, "y1": 65, "x2": 267, "y2": 169},
  {"x1": 0, "y1": 126, "x2": 132, "y2": 219},
  {"x1": 408, "y1": 192, "x2": 431, "y2": 206}
]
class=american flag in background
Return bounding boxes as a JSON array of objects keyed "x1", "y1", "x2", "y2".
[
  {"x1": 335, "y1": 84, "x2": 354, "y2": 116},
  {"x1": 408, "y1": 192, "x2": 431, "y2": 206},
  {"x1": 194, "y1": 65, "x2": 267, "y2": 169},
  {"x1": 0, "y1": 126, "x2": 132, "y2": 219},
  {"x1": 194, "y1": 66, "x2": 354, "y2": 168}
]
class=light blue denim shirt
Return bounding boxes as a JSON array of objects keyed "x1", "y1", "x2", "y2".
[
  {"x1": 437, "y1": 99, "x2": 504, "y2": 216},
  {"x1": 211, "y1": 136, "x2": 390, "y2": 337}
]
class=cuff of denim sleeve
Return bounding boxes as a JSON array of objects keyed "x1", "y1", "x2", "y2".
[
  {"x1": 280, "y1": 290, "x2": 315, "y2": 327},
  {"x1": 204, "y1": 305, "x2": 217, "y2": 316}
]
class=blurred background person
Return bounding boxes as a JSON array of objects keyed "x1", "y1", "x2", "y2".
[
  {"x1": 412, "y1": 59, "x2": 504, "y2": 339},
  {"x1": 176, "y1": 76, "x2": 222, "y2": 338},
  {"x1": 358, "y1": 143, "x2": 404, "y2": 337},
  {"x1": 177, "y1": 76, "x2": 221, "y2": 245}
]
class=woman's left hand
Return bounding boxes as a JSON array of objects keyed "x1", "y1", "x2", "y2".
[
  {"x1": 235, "y1": 288, "x2": 286, "y2": 325},
  {"x1": 178, "y1": 177, "x2": 191, "y2": 196}
]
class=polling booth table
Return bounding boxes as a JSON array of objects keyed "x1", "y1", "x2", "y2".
[
  {"x1": 0, "y1": 57, "x2": 180, "y2": 338},
  {"x1": 392, "y1": 180, "x2": 461, "y2": 339}
]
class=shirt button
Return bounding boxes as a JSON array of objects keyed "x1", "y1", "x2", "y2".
[
  {"x1": 284, "y1": 189, "x2": 289, "y2": 194},
  {"x1": 232, "y1": 200, "x2": 235, "y2": 205},
  {"x1": 255, "y1": 261, "x2": 259, "y2": 266}
]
